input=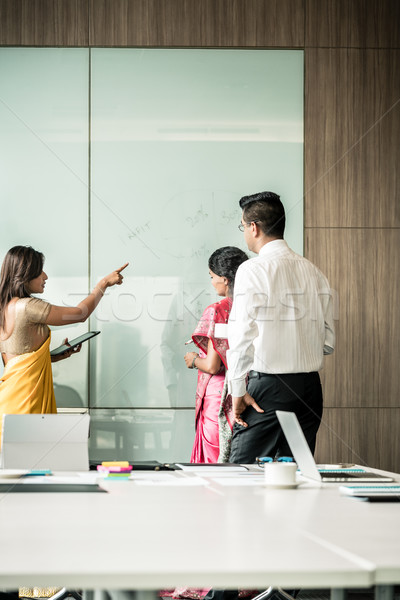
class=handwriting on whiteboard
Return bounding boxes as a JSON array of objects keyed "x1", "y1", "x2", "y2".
[
  {"x1": 186, "y1": 207, "x2": 208, "y2": 228},
  {"x1": 191, "y1": 244, "x2": 209, "y2": 259},
  {"x1": 128, "y1": 222, "x2": 151, "y2": 239},
  {"x1": 220, "y1": 209, "x2": 238, "y2": 224}
]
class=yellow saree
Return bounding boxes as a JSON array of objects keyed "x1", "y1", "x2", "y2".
[
  {"x1": 0, "y1": 334, "x2": 56, "y2": 443},
  {"x1": 1, "y1": 333, "x2": 60, "y2": 598}
]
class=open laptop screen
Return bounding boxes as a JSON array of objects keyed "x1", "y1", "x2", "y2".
[
  {"x1": 1, "y1": 414, "x2": 90, "y2": 471},
  {"x1": 276, "y1": 410, "x2": 394, "y2": 483}
]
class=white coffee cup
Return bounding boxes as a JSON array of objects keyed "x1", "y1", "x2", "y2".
[{"x1": 264, "y1": 462, "x2": 298, "y2": 487}]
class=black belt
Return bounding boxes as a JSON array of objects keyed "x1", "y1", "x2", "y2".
[
  {"x1": 248, "y1": 370, "x2": 272, "y2": 379},
  {"x1": 248, "y1": 370, "x2": 318, "y2": 379}
]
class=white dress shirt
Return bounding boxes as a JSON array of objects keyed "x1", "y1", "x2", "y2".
[{"x1": 227, "y1": 239, "x2": 335, "y2": 397}]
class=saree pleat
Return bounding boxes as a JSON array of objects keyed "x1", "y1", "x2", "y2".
[{"x1": 190, "y1": 372, "x2": 225, "y2": 463}]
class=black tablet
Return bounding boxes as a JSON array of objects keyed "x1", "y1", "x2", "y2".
[{"x1": 50, "y1": 331, "x2": 100, "y2": 357}]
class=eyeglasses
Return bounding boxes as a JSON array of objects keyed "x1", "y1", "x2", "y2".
[{"x1": 238, "y1": 220, "x2": 260, "y2": 232}]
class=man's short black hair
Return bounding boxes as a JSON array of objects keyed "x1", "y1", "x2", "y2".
[
  {"x1": 239, "y1": 191, "x2": 285, "y2": 238},
  {"x1": 239, "y1": 191, "x2": 281, "y2": 209}
]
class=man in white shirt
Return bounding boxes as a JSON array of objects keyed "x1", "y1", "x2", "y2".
[{"x1": 227, "y1": 191, "x2": 335, "y2": 463}]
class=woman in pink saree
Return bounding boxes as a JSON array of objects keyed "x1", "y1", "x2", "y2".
[
  {"x1": 163, "y1": 248, "x2": 249, "y2": 600},
  {"x1": 184, "y1": 246, "x2": 248, "y2": 464}
]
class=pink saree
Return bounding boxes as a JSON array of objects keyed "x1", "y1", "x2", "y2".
[
  {"x1": 190, "y1": 297, "x2": 231, "y2": 463},
  {"x1": 159, "y1": 299, "x2": 237, "y2": 600}
]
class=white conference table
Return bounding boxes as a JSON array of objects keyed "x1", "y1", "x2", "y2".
[
  {"x1": 295, "y1": 471, "x2": 400, "y2": 599},
  {"x1": 0, "y1": 467, "x2": 398, "y2": 598}
]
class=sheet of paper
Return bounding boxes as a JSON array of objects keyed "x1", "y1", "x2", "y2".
[
  {"x1": 77, "y1": 472, "x2": 103, "y2": 483},
  {"x1": 209, "y1": 476, "x2": 266, "y2": 486},
  {"x1": 20, "y1": 475, "x2": 99, "y2": 485},
  {"x1": 0, "y1": 469, "x2": 29, "y2": 479},
  {"x1": 130, "y1": 472, "x2": 177, "y2": 481},
  {"x1": 175, "y1": 463, "x2": 248, "y2": 472},
  {"x1": 134, "y1": 477, "x2": 208, "y2": 486},
  {"x1": 200, "y1": 471, "x2": 263, "y2": 478}
]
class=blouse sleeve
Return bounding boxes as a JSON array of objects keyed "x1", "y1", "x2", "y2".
[
  {"x1": 192, "y1": 301, "x2": 230, "y2": 369},
  {"x1": 25, "y1": 297, "x2": 52, "y2": 324}
]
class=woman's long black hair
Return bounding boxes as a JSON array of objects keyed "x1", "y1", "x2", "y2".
[{"x1": 0, "y1": 245, "x2": 44, "y2": 328}]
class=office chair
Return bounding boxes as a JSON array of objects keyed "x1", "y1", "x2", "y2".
[
  {"x1": 49, "y1": 590, "x2": 82, "y2": 600},
  {"x1": 19, "y1": 589, "x2": 82, "y2": 600},
  {"x1": 252, "y1": 588, "x2": 297, "y2": 600},
  {"x1": 1, "y1": 592, "x2": 78, "y2": 600},
  {"x1": 54, "y1": 384, "x2": 84, "y2": 409}
]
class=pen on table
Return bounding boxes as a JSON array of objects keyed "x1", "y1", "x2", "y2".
[{"x1": 23, "y1": 469, "x2": 53, "y2": 477}]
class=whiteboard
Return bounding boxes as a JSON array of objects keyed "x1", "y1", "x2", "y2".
[{"x1": 90, "y1": 48, "x2": 304, "y2": 418}]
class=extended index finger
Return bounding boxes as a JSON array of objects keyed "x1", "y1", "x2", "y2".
[{"x1": 116, "y1": 262, "x2": 129, "y2": 273}]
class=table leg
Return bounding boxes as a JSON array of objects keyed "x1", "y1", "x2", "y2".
[
  {"x1": 136, "y1": 592, "x2": 158, "y2": 600},
  {"x1": 330, "y1": 589, "x2": 347, "y2": 600},
  {"x1": 375, "y1": 586, "x2": 394, "y2": 600}
]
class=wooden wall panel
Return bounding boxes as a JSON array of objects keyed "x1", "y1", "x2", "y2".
[
  {"x1": 306, "y1": 0, "x2": 400, "y2": 48},
  {"x1": 0, "y1": 0, "x2": 89, "y2": 46},
  {"x1": 304, "y1": 228, "x2": 400, "y2": 409},
  {"x1": 304, "y1": 2, "x2": 400, "y2": 475},
  {"x1": 88, "y1": 0, "x2": 304, "y2": 47},
  {"x1": 315, "y1": 408, "x2": 400, "y2": 473},
  {"x1": 305, "y1": 49, "x2": 400, "y2": 228}
]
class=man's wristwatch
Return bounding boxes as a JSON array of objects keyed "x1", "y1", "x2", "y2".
[{"x1": 191, "y1": 354, "x2": 199, "y2": 369}]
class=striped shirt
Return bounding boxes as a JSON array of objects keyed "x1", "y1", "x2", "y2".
[{"x1": 227, "y1": 239, "x2": 335, "y2": 397}]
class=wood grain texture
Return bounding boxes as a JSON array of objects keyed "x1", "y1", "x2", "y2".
[
  {"x1": 305, "y1": 228, "x2": 400, "y2": 409},
  {"x1": 305, "y1": 48, "x2": 400, "y2": 227},
  {"x1": 306, "y1": 0, "x2": 400, "y2": 48},
  {"x1": 88, "y1": 0, "x2": 304, "y2": 47},
  {"x1": 315, "y1": 408, "x2": 400, "y2": 473},
  {"x1": 0, "y1": 0, "x2": 89, "y2": 46}
]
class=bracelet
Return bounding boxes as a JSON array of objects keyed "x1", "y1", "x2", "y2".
[
  {"x1": 191, "y1": 355, "x2": 199, "y2": 369},
  {"x1": 95, "y1": 278, "x2": 107, "y2": 296}
]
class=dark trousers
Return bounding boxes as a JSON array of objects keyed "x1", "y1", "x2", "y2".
[
  {"x1": 229, "y1": 371, "x2": 323, "y2": 464},
  {"x1": 205, "y1": 374, "x2": 321, "y2": 600}
]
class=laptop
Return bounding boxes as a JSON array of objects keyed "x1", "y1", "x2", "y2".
[
  {"x1": 276, "y1": 410, "x2": 394, "y2": 483},
  {"x1": 1, "y1": 413, "x2": 90, "y2": 471}
]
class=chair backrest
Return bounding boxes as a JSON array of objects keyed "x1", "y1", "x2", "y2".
[{"x1": 54, "y1": 384, "x2": 84, "y2": 408}]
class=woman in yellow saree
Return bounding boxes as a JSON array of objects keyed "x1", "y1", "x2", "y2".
[
  {"x1": 0, "y1": 246, "x2": 128, "y2": 600},
  {"x1": 0, "y1": 245, "x2": 128, "y2": 444}
]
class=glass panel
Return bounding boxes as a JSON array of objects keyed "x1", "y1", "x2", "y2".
[
  {"x1": 90, "y1": 49, "x2": 304, "y2": 411},
  {"x1": 0, "y1": 48, "x2": 89, "y2": 403},
  {"x1": 89, "y1": 408, "x2": 195, "y2": 463}
]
